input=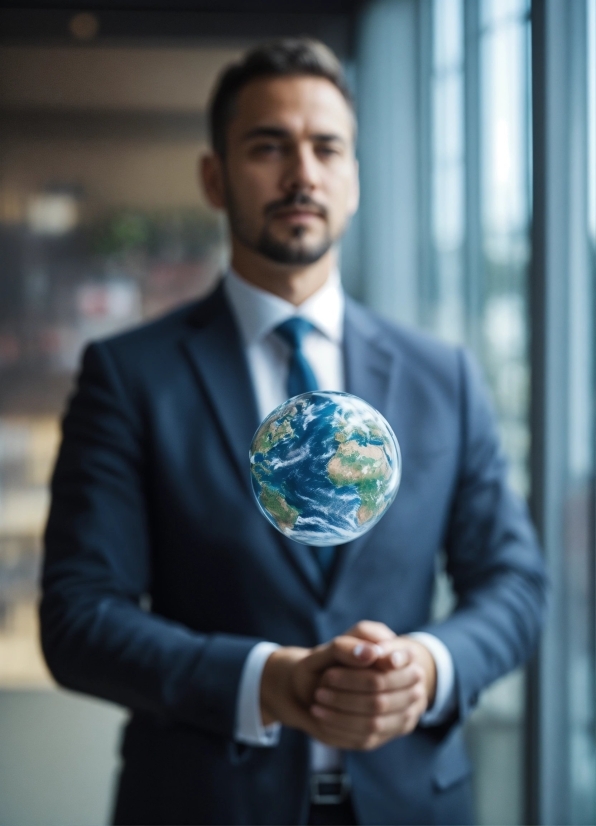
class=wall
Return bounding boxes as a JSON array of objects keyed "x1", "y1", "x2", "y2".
[{"x1": 0, "y1": 691, "x2": 125, "y2": 826}]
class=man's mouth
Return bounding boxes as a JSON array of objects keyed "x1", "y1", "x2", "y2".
[
  {"x1": 265, "y1": 196, "x2": 327, "y2": 223},
  {"x1": 273, "y1": 209, "x2": 323, "y2": 220}
]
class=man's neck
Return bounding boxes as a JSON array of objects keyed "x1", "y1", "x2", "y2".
[{"x1": 230, "y1": 242, "x2": 337, "y2": 306}]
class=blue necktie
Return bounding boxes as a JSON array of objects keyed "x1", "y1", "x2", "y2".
[
  {"x1": 275, "y1": 317, "x2": 336, "y2": 585},
  {"x1": 274, "y1": 317, "x2": 319, "y2": 397}
]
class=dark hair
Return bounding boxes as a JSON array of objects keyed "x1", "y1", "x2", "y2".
[{"x1": 208, "y1": 37, "x2": 355, "y2": 157}]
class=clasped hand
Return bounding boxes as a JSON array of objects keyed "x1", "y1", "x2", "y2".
[{"x1": 260, "y1": 621, "x2": 436, "y2": 751}]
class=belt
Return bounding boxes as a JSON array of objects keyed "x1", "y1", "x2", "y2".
[{"x1": 310, "y1": 772, "x2": 352, "y2": 805}]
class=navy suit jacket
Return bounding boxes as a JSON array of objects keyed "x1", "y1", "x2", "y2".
[{"x1": 41, "y1": 282, "x2": 547, "y2": 825}]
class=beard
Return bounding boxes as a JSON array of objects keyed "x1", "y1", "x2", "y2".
[
  {"x1": 255, "y1": 222, "x2": 333, "y2": 265},
  {"x1": 225, "y1": 186, "x2": 335, "y2": 265}
]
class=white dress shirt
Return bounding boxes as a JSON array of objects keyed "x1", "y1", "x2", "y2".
[{"x1": 223, "y1": 268, "x2": 456, "y2": 769}]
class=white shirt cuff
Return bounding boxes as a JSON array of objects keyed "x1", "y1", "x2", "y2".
[
  {"x1": 235, "y1": 641, "x2": 282, "y2": 747},
  {"x1": 408, "y1": 631, "x2": 457, "y2": 726}
]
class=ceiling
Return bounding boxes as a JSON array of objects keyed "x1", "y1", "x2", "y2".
[
  {"x1": 0, "y1": 4, "x2": 358, "y2": 57},
  {"x1": 0, "y1": 0, "x2": 362, "y2": 9}
]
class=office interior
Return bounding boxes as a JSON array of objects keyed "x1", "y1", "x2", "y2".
[{"x1": 0, "y1": 0, "x2": 594, "y2": 823}]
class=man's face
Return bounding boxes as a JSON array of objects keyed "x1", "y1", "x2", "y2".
[{"x1": 206, "y1": 75, "x2": 359, "y2": 266}]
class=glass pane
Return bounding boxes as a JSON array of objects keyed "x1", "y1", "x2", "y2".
[
  {"x1": 481, "y1": 6, "x2": 531, "y2": 497},
  {"x1": 434, "y1": 0, "x2": 463, "y2": 71},
  {"x1": 482, "y1": 0, "x2": 530, "y2": 30},
  {"x1": 431, "y1": 0, "x2": 465, "y2": 344},
  {"x1": 469, "y1": 7, "x2": 531, "y2": 824},
  {"x1": 0, "y1": 44, "x2": 231, "y2": 686},
  {"x1": 427, "y1": 1, "x2": 532, "y2": 822}
]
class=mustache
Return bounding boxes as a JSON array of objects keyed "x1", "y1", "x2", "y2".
[{"x1": 264, "y1": 193, "x2": 328, "y2": 219}]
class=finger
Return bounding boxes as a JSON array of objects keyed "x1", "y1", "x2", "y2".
[
  {"x1": 344, "y1": 620, "x2": 397, "y2": 643},
  {"x1": 375, "y1": 647, "x2": 412, "y2": 672},
  {"x1": 309, "y1": 690, "x2": 429, "y2": 750},
  {"x1": 367, "y1": 638, "x2": 418, "y2": 672},
  {"x1": 313, "y1": 683, "x2": 429, "y2": 735},
  {"x1": 308, "y1": 720, "x2": 367, "y2": 750},
  {"x1": 311, "y1": 719, "x2": 376, "y2": 750},
  {"x1": 295, "y1": 703, "x2": 367, "y2": 750},
  {"x1": 306, "y1": 635, "x2": 384, "y2": 673},
  {"x1": 287, "y1": 700, "x2": 370, "y2": 750},
  {"x1": 310, "y1": 687, "x2": 429, "y2": 750},
  {"x1": 310, "y1": 703, "x2": 413, "y2": 739},
  {"x1": 313, "y1": 681, "x2": 425, "y2": 716},
  {"x1": 320, "y1": 662, "x2": 425, "y2": 694}
]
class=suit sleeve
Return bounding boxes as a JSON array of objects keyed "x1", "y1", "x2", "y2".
[
  {"x1": 40, "y1": 341, "x2": 261, "y2": 739},
  {"x1": 421, "y1": 348, "x2": 548, "y2": 723}
]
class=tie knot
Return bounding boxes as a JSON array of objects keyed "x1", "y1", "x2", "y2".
[{"x1": 274, "y1": 317, "x2": 316, "y2": 351}]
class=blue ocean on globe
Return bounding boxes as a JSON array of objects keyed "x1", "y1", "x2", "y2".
[{"x1": 249, "y1": 391, "x2": 401, "y2": 546}]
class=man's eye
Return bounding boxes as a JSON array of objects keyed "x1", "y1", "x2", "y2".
[
  {"x1": 316, "y1": 145, "x2": 341, "y2": 158},
  {"x1": 252, "y1": 143, "x2": 283, "y2": 155}
]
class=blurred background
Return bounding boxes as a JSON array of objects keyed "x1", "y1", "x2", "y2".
[{"x1": 0, "y1": 0, "x2": 593, "y2": 823}]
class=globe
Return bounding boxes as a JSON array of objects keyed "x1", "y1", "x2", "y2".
[{"x1": 249, "y1": 391, "x2": 401, "y2": 546}]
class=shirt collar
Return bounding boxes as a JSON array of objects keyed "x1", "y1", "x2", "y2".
[{"x1": 224, "y1": 266, "x2": 344, "y2": 347}]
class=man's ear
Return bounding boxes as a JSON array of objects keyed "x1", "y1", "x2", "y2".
[
  {"x1": 199, "y1": 152, "x2": 226, "y2": 210},
  {"x1": 347, "y1": 157, "x2": 360, "y2": 218}
]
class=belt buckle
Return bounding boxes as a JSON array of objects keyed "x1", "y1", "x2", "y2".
[{"x1": 310, "y1": 772, "x2": 351, "y2": 805}]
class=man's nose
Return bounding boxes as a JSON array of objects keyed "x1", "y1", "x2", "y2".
[{"x1": 281, "y1": 145, "x2": 321, "y2": 192}]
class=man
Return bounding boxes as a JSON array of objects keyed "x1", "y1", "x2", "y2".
[{"x1": 41, "y1": 39, "x2": 547, "y2": 825}]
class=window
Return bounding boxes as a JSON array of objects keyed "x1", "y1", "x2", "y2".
[{"x1": 356, "y1": 1, "x2": 533, "y2": 821}]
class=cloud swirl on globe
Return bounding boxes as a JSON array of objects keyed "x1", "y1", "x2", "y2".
[{"x1": 249, "y1": 391, "x2": 401, "y2": 546}]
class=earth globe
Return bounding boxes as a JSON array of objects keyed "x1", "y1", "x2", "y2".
[{"x1": 249, "y1": 391, "x2": 401, "y2": 546}]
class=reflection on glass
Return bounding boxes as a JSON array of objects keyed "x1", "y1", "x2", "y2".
[{"x1": 0, "y1": 45, "x2": 228, "y2": 685}]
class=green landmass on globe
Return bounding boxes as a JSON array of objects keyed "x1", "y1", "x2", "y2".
[
  {"x1": 249, "y1": 391, "x2": 401, "y2": 546},
  {"x1": 327, "y1": 437, "x2": 392, "y2": 525}
]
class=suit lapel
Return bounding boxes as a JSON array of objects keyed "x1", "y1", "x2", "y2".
[
  {"x1": 182, "y1": 283, "x2": 260, "y2": 496},
  {"x1": 326, "y1": 298, "x2": 404, "y2": 602},
  {"x1": 182, "y1": 282, "x2": 327, "y2": 600}
]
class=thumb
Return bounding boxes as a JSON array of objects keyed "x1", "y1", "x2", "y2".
[{"x1": 305, "y1": 635, "x2": 384, "y2": 673}]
